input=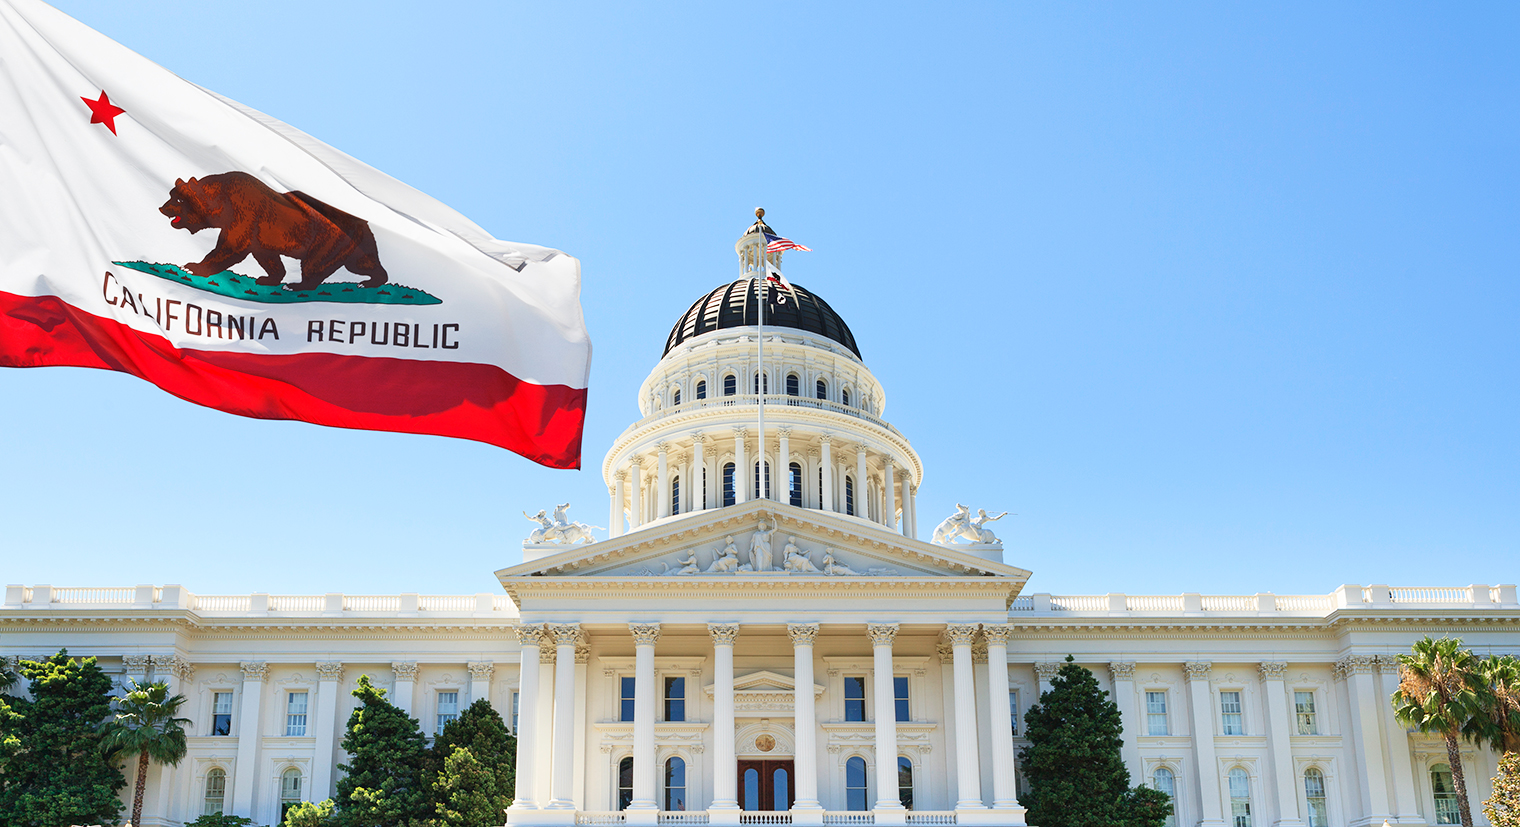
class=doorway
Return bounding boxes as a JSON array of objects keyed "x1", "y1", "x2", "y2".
[{"x1": 738, "y1": 760, "x2": 794, "y2": 811}]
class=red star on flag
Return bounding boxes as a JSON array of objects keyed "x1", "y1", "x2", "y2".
[{"x1": 80, "y1": 90, "x2": 125, "y2": 135}]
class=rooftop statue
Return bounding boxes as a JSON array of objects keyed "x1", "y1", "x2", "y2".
[
  {"x1": 523, "y1": 503, "x2": 601, "y2": 545},
  {"x1": 932, "y1": 503, "x2": 1007, "y2": 545}
]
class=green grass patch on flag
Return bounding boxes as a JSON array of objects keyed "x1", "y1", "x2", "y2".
[{"x1": 112, "y1": 261, "x2": 442, "y2": 306}]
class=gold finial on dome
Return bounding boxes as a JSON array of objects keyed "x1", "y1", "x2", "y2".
[{"x1": 755, "y1": 207, "x2": 765, "y2": 220}]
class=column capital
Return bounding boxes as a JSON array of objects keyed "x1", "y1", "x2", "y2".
[
  {"x1": 971, "y1": 640, "x2": 989, "y2": 665},
  {"x1": 575, "y1": 638, "x2": 591, "y2": 664},
  {"x1": 787, "y1": 623, "x2": 820, "y2": 646},
  {"x1": 1336, "y1": 654, "x2": 1376, "y2": 676},
  {"x1": 708, "y1": 623, "x2": 740, "y2": 646},
  {"x1": 1183, "y1": 661, "x2": 1213, "y2": 681},
  {"x1": 614, "y1": 470, "x2": 627, "y2": 481},
  {"x1": 1375, "y1": 655, "x2": 1402, "y2": 676},
  {"x1": 540, "y1": 645, "x2": 558, "y2": 664},
  {"x1": 656, "y1": 441, "x2": 669, "y2": 454},
  {"x1": 315, "y1": 661, "x2": 345, "y2": 682},
  {"x1": 944, "y1": 623, "x2": 979, "y2": 646},
  {"x1": 981, "y1": 623, "x2": 1012, "y2": 645},
  {"x1": 630, "y1": 455, "x2": 645, "y2": 470},
  {"x1": 468, "y1": 661, "x2": 496, "y2": 680},
  {"x1": 1258, "y1": 661, "x2": 1287, "y2": 681},
  {"x1": 819, "y1": 433, "x2": 833, "y2": 444},
  {"x1": 123, "y1": 654, "x2": 151, "y2": 678},
  {"x1": 691, "y1": 432, "x2": 706, "y2": 445},
  {"x1": 630, "y1": 623, "x2": 662, "y2": 646},
  {"x1": 153, "y1": 654, "x2": 195, "y2": 682},
  {"x1": 777, "y1": 426, "x2": 792, "y2": 438},
  {"x1": 732, "y1": 426, "x2": 749, "y2": 438},
  {"x1": 239, "y1": 661, "x2": 269, "y2": 682},
  {"x1": 391, "y1": 660, "x2": 419, "y2": 680},
  {"x1": 1109, "y1": 661, "x2": 1137, "y2": 681},
  {"x1": 1033, "y1": 661, "x2": 1061, "y2": 681},
  {"x1": 549, "y1": 623, "x2": 582, "y2": 645},
  {"x1": 866, "y1": 622, "x2": 900, "y2": 647}
]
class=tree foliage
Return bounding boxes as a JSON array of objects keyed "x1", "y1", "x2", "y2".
[
  {"x1": 426, "y1": 698, "x2": 516, "y2": 816},
  {"x1": 1486, "y1": 751, "x2": 1520, "y2": 827},
  {"x1": 1019, "y1": 656, "x2": 1171, "y2": 827},
  {"x1": 1393, "y1": 637, "x2": 1484, "y2": 827},
  {"x1": 284, "y1": 797, "x2": 337, "y2": 827},
  {"x1": 0, "y1": 650, "x2": 125, "y2": 827},
  {"x1": 429, "y1": 747, "x2": 506, "y2": 827},
  {"x1": 1469, "y1": 654, "x2": 1520, "y2": 755},
  {"x1": 186, "y1": 814, "x2": 261, "y2": 827},
  {"x1": 335, "y1": 674, "x2": 433, "y2": 827},
  {"x1": 100, "y1": 679, "x2": 192, "y2": 827}
]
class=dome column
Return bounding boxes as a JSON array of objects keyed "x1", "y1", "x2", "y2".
[
  {"x1": 692, "y1": 434, "x2": 707, "y2": 511},
  {"x1": 901, "y1": 476, "x2": 913, "y2": 537},
  {"x1": 656, "y1": 443, "x2": 671, "y2": 519},
  {"x1": 777, "y1": 428, "x2": 791, "y2": 504},
  {"x1": 882, "y1": 458, "x2": 896, "y2": 530},
  {"x1": 820, "y1": 436, "x2": 834, "y2": 512},
  {"x1": 733, "y1": 428, "x2": 748, "y2": 504},
  {"x1": 855, "y1": 446, "x2": 868, "y2": 518},
  {"x1": 629, "y1": 458, "x2": 643, "y2": 530},
  {"x1": 610, "y1": 473, "x2": 624, "y2": 538}
]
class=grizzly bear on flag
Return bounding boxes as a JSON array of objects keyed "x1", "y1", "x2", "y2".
[{"x1": 159, "y1": 171, "x2": 389, "y2": 291}]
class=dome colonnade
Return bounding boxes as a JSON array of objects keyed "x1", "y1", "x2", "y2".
[{"x1": 603, "y1": 225, "x2": 923, "y2": 539}]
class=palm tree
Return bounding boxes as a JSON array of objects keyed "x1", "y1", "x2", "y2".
[
  {"x1": 1393, "y1": 637, "x2": 1483, "y2": 827},
  {"x1": 100, "y1": 679, "x2": 191, "y2": 827},
  {"x1": 1468, "y1": 654, "x2": 1520, "y2": 755}
]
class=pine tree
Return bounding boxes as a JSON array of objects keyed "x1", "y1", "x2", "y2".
[
  {"x1": 429, "y1": 747, "x2": 504, "y2": 827},
  {"x1": 1019, "y1": 656, "x2": 1171, "y2": 827},
  {"x1": 1486, "y1": 751, "x2": 1520, "y2": 827},
  {"x1": 426, "y1": 698, "x2": 516, "y2": 812},
  {"x1": 283, "y1": 798, "x2": 337, "y2": 827},
  {"x1": 335, "y1": 674, "x2": 432, "y2": 827}
]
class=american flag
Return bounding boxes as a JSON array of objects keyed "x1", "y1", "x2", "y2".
[{"x1": 763, "y1": 232, "x2": 812, "y2": 253}]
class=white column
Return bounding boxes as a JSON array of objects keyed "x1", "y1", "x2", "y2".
[
  {"x1": 1342, "y1": 655, "x2": 1394, "y2": 822},
  {"x1": 392, "y1": 661, "x2": 418, "y2": 716},
  {"x1": 900, "y1": 476, "x2": 912, "y2": 537},
  {"x1": 152, "y1": 656, "x2": 193, "y2": 820},
  {"x1": 628, "y1": 623, "x2": 662, "y2": 822},
  {"x1": 907, "y1": 485, "x2": 918, "y2": 539},
  {"x1": 981, "y1": 629, "x2": 1021, "y2": 811},
  {"x1": 548, "y1": 624, "x2": 580, "y2": 809},
  {"x1": 733, "y1": 428, "x2": 748, "y2": 505},
  {"x1": 692, "y1": 434, "x2": 707, "y2": 511},
  {"x1": 510, "y1": 627, "x2": 544, "y2": 813},
  {"x1": 1379, "y1": 658, "x2": 1422, "y2": 819},
  {"x1": 1185, "y1": 661, "x2": 1227, "y2": 827},
  {"x1": 709, "y1": 624, "x2": 741, "y2": 822},
  {"x1": 536, "y1": 645, "x2": 555, "y2": 805},
  {"x1": 1259, "y1": 662, "x2": 1305, "y2": 827},
  {"x1": 310, "y1": 662, "x2": 343, "y2": 802},
  {"x1": 468, "y1": 661, "x2": 494, "y2": 708},
  {"x1": 789, "y1": 624, "x2": 824, "y2": 821},
  {"x1": 1108, "y1": 661, "x2": 1141, "y2": 781},
  {"x1": 230, "y1": 661, "x2": 267, "y2": 817},
  {"x1": 820, "y1": 436, "x2": 834, "y2": 512},
  {"x1": 946, "y1": 625, "x2": 985, "y2": 811},
  {"x1": 611, "y1": 474, "x2": 625, "y2": 538},
  {"x1": 574, "y1": 644, "x2": 590, "y2": 808},
  {"x1": 855, "y1": 447, "x2": 868, "y2": 517},
  {"x1": 882, "y1": 459, "x2": 896, "y2": 530},
  {"x1": 657, "y1": 443, "x2": 671, "y2": 519},
  {"x1": 777, "y1": 428, "x2": 791, "y2": 504},
  {"x1": 869, "y1": 623, "x2": 906, "y2": 820},
  {"x1": 1034, "y1": 661, "x2": 1058, "y2": 697},
  {"x1": 629, "y1": 459, "x2": 644, "y2": 529}
]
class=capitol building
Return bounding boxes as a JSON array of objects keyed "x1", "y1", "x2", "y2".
[{"x1": 4, "y1": 220, "x2": 1517, "y2": 827}]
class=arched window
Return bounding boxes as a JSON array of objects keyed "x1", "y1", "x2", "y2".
[
  {"x1": 722, "y1": 463, "x2": 736, "y2": 507},
  {"x1": 842, "y1": 388, "x2": 851, "y2": 407},
  {"x1": 695, "y1": 379, "x2": 707, "y2": 400},
  {"x1": 1153, "y1": 767, "x2": 1176, "y2": 827},
  {"x1": 203, "y1": 768, "x2": 226, "y2": 815},
  {"x1": 845, "y1": 476, "x2": 855, "y2": 516},
  {"x1": 789, "y1": 462, "x2": 804, "y2": 507},
  {"x1": 1228, "y1": 768, "x2": 1251, "y2": 827},
  {"x1": 673, "y1": 388, "x2": 681, "y2": 406},
  {"x1": 743, "y1": 767, "x2": 761, "y2": 812},
  {"x1": 665, "y1": 756, "x2": 686, "y2": 811},
  {"x1": 897, "y1": 756, "x2": 914, "y2": 810},
  {"x1": 671, "y1": 475, "x2": 680, "y2": 516},
  {"x1": 754, "y1": 373, "x2": 768, "y2": 394},
  {"x1": 1431, "y1": 764, "x2": 1459, "y2": 825},
  {"x1": 1304, "y1": 768, "x2": 1327, "y2": 827},
  {"x1": 280, "y1": 768, "x2": 302, "y2": 820},
  {"x1": 816, "y1": 379, "x2": 827, "y2": 400},
  {"x1": 723, "y1": 375, "x2": 737, "y2": 396},
  {"x1": 700, "y1": 466, "x2": 708, "y2": 510},
  {"x1": 846, "y1": 756, "x2": 868, "y2": 811},
  {"x1": 618, "y1": 756, "x2": 634, "y2": 810},
  {"x1": 786, "y1": 374, "x2": 800, "y2": 396},
  {"x1": 754, "y1": 461, "x2": 771, "y2": 500}
]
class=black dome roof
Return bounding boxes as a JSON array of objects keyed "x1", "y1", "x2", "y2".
[{"x1": 664, "y1": 279, "x2": 861, "y2": 359}]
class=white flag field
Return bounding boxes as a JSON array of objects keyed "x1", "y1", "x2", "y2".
[{"x1": 0, "y1": 0, "x2": 591, "y2": 467}]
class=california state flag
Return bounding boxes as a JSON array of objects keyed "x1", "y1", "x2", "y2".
[{"x1": 0, "y1": 0, "x2": 591, "y2": 468}]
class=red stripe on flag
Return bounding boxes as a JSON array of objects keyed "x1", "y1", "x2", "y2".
[{"x1": 0, "y1": 291, "x2": 586, "y2": 468}]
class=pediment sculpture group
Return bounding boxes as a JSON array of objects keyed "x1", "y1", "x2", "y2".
[
  {"x1": 523, "y1": 503, "x2": 601, "y2": 545},
  {"x1": 931, "y1": 503, "x2": 1007, "y2": 545},
  {"x1": 658, "y1": 521, "x2": 870, "y2": 577}
]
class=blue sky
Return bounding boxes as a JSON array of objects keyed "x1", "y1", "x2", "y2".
[{"x1": 3, "y1": 1, "x2": 1516, "y2": 598}]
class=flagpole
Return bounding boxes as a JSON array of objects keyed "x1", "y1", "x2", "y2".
[{"x1": 755, "y1": 208, "x2": 766, "y2": 503}]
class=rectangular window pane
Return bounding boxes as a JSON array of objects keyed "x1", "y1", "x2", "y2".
[
  {"x1": 1009, "y1": 689, "x2": 1019, "y2": 736},
  {"x1": 1146, "y1": 691, "x2": 1168, "y2": 736},
  {"x1": 1220, "y1": 691, "x2": 1243, "y2": 735},
  {"x1": 285, "y1": 691, "x2": 308, "y2": 736},
  {"x1": 621, "y1": 676, "x2": 636, "y2": 722},
  {"x1": 665, "y1": 676, "x2": 686, "y2": 722},
  {"x1": 212, "y1": 691, "x2": 233, "y2": 736},
  {"x1": 1294, "y1": 691, "x2": 1318, "y2": 735},
  {"x1": 437, "y1": 691, "x2": 459, "y2": 734},
  {"x1": 511, "y1": 691, "x2": 520, "y2": 733},
  {"x1": 844, "y1": 676, "x2": 866, "y2": 722},
  {"x1": 894, "y1": 676, "x2": 910, "y2": 722}
]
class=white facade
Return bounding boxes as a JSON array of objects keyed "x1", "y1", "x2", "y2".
[{"x1": 3, "y1": 224, "x2": 1517, "y2": 827}]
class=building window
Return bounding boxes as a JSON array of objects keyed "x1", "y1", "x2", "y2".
[
  {"x1": 1009, "y1": 689, "x2": 1020, "y2": 736},
  {"x1": 665, "y1": 676, "x2": 686, "y2": 722},
  {"x1": 722, "y1": 463, "x2": 736, "y2": 507},
  {"x1": 816, "y1": 379, "x2": 827, "y2": 400},
  {"x1": 898, "y1": 756, "x2": 914, "y2": 810},
  {"x1": 723, "y1": 375, "x2": 736, "y2": 396},
  {"x1": 754, "y1": 461, "x2": 770, "y2": 500},
  {"x1": 842, "y1": 388, "x2": 851, "y2": 407},
  {"x1": 1432, "y1": 764, "x2": 1460, "y2": 824},
  {"x1": 280, "y1": 768, "x2": 302, "y2": 820},
  {"x1": 845, "y1": 476, "x2": 855, "y2": 516},
  {"x1": 1294, "y1": 691, "x2": 1318, "y2": 735},
  {"x1": 1228, "y1": 768, "x2": 1251, "y2": 827},
  {"x1": 789, "y1": 462, "x2": 804, "y2": 507},
  {"x1": 696, "y1": 379, "x2": 707, "y2": 400},
  {"x1": 671, "y1": 475, "x2": 681, "y2": 516},
  {"x1": 203, "y1": 768, "x2": 226, "y2": 815},
  {"x1": 211, "y1": 692, "x2": 233, "y2": 736},
  {"x1": 620, "y1": 677, "x2": 636, "y2": 722},
  {"x1": 1304, "y1": 768, "x2": 1328, "y2": 827},
  {"x1": 437, "y1": 691, "x2": 459, "y2": 735},
  {"x1": 1146, "y1": 691, "x2": 1168, "y2": 735},
  {"x1": 818, "y1": 468, "x2": 824, "y2": 506},
  {"x1": 701, "y1": 466, "x2": 708, "y2": 509},
  {"x1": 754, "y1": 373, "x2": 768, "y2": 394},
  {"x1": 846, "y1": 756, "x2": 868, "y2": 811},
  {"x1": 618, "y1": 757, "x2": 634, "y2": 810},
  {"x1": 511, "y1": 691, "x2": 520, "y2": 733},
  {"x1": 844, "y1": 676, "x2": 867, "y2": 722},
  {"x1": 786, "y1": 374, "x2": 800, "y2": 396},
  {"x1": 1220, "y1": 691, "x2": 1243, "y2": 735},
  {"x1": 1153, "y1": 767, "x2": 1176, "y2": 827},
  {"x1": 894, "y1": 676, "x2": 910, "y2": 722},
  {"x1": 665, "y1": 756, "x2": 686, "y2": 811},
  {"x1": 285, "y1": 691, "x2": 308, "y2": 736},
  {"x1": 672, "y1": 389, "x2": 681, "y2": 406}
]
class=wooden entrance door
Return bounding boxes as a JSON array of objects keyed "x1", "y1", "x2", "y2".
[{"x1": 738, "y1": 760, "x2": 794, "y2": 811}]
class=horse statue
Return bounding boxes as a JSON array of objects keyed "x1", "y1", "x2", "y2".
[
  {"x1": 932, "y1": 504, "x2": 1007, "y2": 545},
  {"x1": 524, "y1": 503, "x2": 602, "y2": 545}
]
